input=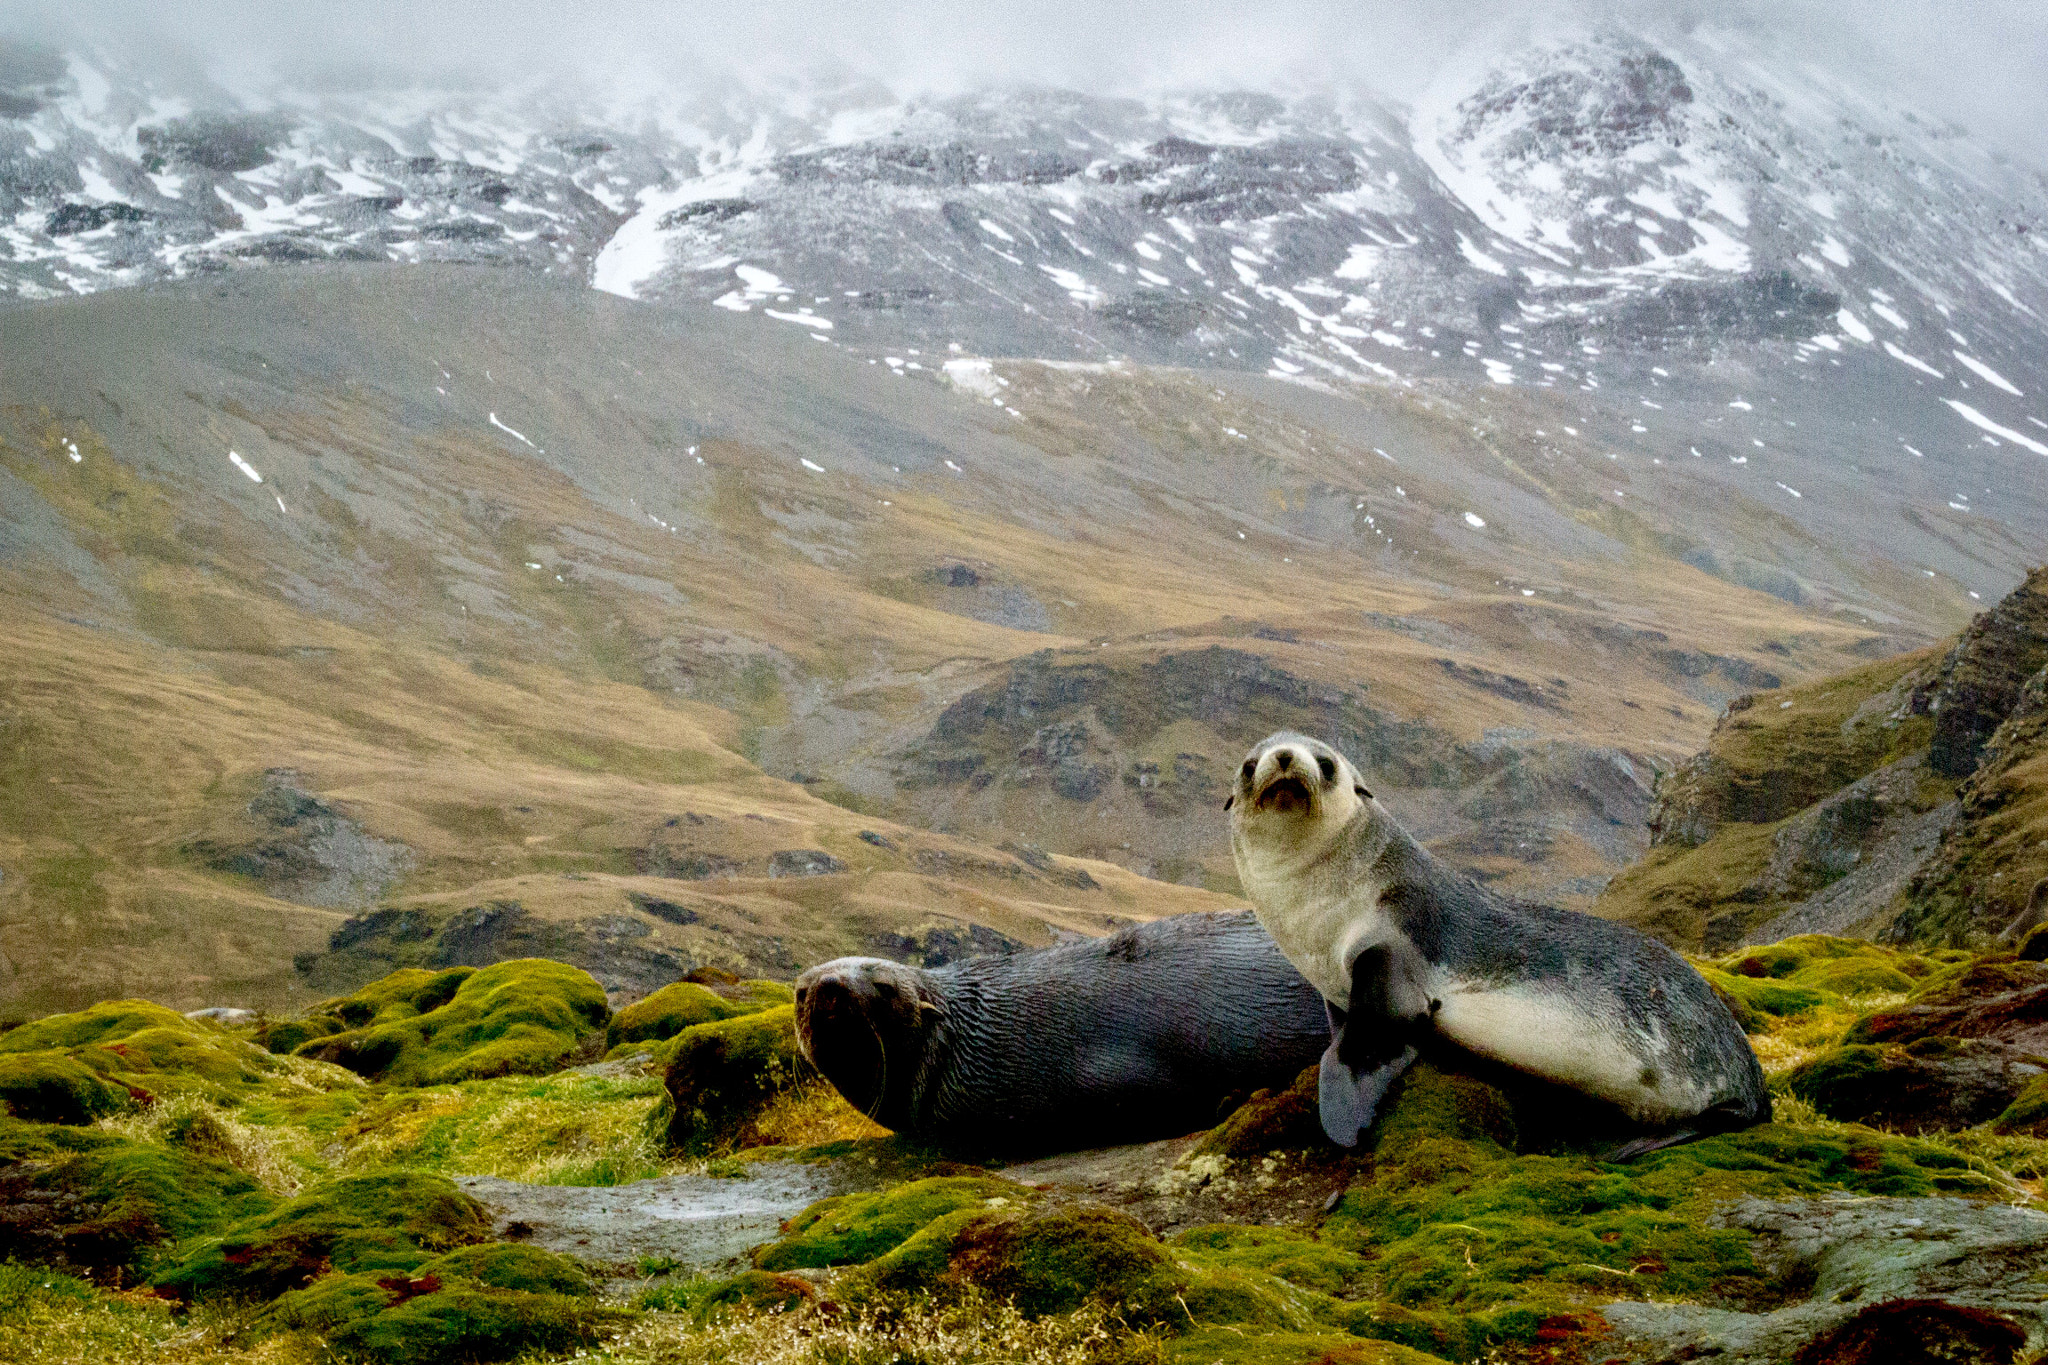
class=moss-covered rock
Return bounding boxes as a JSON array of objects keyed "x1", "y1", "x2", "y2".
[
  {"x1": 1194, "y1": 1066, "x2": 1326, "y2": 1158},
  {"x1": 414, "y1": 1243, "x2": 591, "y2": 1296},
  {"x1": 0, "y1": 1052, "x2": 136, "y2": 1124},
  {"x1": 1697, "y1": 965, "x2": 1833, "y2": 1025},
  {"x1": 1794, "y1": 958, "x2": 1918, "y2": 996},
  {"x1": 1782, "y1": 1038, "x2": 2040, "y2": 1132},
  {"x1": 858, "y1": 1202, "x2": 1300, "y2": 1330},
  {"x1": 1993, "y1": 1075, "x2": 2048, "y2": 1136},
  {"x1": 257, "y1": 1265, "x2": 613, "y2": 1364},
  {"x1": 754, "y1": 1175, "x2": 1033, "y2": 1270},
  {"x1": 1172, "y1": 1225, "x2": 1371, "y2": 1298},
  {"x1": 1367, "y1": 1063, "x2": 1520, "y2": 1155},
  {"x1": 637, "y1": 1269, "x2": 814, "y2": 1321},
  {"x1": 605, "y1": 978, "x2": 788, "y2": 1057},
  {"x1": 152, "y1": 1170, "x2": 492, "y2": 1300},
  {"x1": 660, "y1": 1005, "x2": 807, "y2": 1155},
  {"x1": 293, "y1": 960, "x2": 606, "y2": 1086},
  {"x1": 1163, "y1": 1326, "x2": 1457, "y2": 1365},
  {"x1": 0, "y1": 1117, "x2": 275, "y2": 1272},
  {"x1": 0, "y1": 1000, "x2": 274, "y2": 1101}
]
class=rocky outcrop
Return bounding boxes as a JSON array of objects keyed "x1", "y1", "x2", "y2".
[
  {"x1": 1900, "y1": 660, "x2": 2048, "y2": 941},
  {"x1": 1604, "y1": 1197, "x2": 2048, "y2": 1365},
  {"x1": 184, "y1": 769, "x2": 411, "y2": 909},
  {"x1": 1910, "y1": 566, "x2": 2048, "y2": 778}
]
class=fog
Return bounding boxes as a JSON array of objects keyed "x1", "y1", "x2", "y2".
[{"x1": 13, "y1": 0, "x2": 2048, "y2": 167}]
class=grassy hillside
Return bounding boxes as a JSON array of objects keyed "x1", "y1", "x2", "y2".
[{"x1": 2, "y1": 265, "x2": 1969, "y2": 1008}]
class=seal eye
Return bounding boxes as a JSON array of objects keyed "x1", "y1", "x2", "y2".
[
  {"x1": 1317, "y1": 756, "x2": 1336, "y2": 782},
  {"x1": 1240, "y1": 760, "x2": 1256, "y2": 783}
]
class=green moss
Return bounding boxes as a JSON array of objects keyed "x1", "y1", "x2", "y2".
[
  {"x1": 0, "y1": 1117, "x2": 275, "y2": 1272},
  {"x1": 1993, "y1": 1076, "x2": 2048, "y2": 1136},
  {"x1": 0, "y1": 1052, "x2": 135, "y2": 1124},
  {"x1": 636, "y1": 1270, "x2": 814, "y2": 1320},
  {"x1": 1173, "y1": 1225, "x2": 1371, "y2": 1297},
  {"x1": 152, "y1": 1170, "x2": 491, "y2": 1301},
  {"x1": 414, "y1": 1243, "x2": 591, "y2": 1296},
  {"x1": 1164, "y1": 1327, "x2": 1452, "y2": 1365},
  {"x1": 1725, "y1": 935, "x2": 1873, "y2": 979},
  {"x1": 606, "y1": 981, "x2": 769, "y2": 1054},
  {"x1": 1793, "y1": 959, "x2": 1917, "y2": 995},
  {"x1": 0, "y1": 1000, "x2": 192, "y2": 1053},
  {"x1": 1697, "y1": 966, "x2": 1832, "y2": 1022},
  {"x1": 1368, "y1": 1064, "x2": 1519, "y2": 1155},
  {"x1": 754, "y1": 1176, "x2": 1032, "y2": 1270},
  {"x1": 296, "y1": 960, "x2": 607, "y2": 1086},
  {"x1": 1195, "y1": 1066, "x2": 1324, "y2": 1158},
  {"x1": 260, "y1": 1016, "x2": 341, "y2": 1056},
  {"x1": 259, "y1": 1268, "x2": 613, "y2": 1363},
  {"x1": 661, "y1": 1006, "x2": 806, "y2": 1155},
  {"x1": 0, "y1": 1001, "x2": 272, "y2": 1101}
]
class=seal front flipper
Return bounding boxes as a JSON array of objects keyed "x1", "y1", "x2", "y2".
[
  {"x1": 1317, "y1": 944, "x2": 1430, "y2": 1147},
  {"x1": 1318, "y1": 1037, "x2": 1417, "y2": 1147}
]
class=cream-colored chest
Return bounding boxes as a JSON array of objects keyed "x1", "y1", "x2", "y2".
[{"x1": 1234, "y1": 838, "x2": 1389, "y2": 1008}]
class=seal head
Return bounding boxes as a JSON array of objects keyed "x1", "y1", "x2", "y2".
[{"x1": 794, "y1": 956, "x2": 940, "y2": 1131}]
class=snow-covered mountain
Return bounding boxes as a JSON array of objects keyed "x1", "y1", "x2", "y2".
[{"x1": 5, "y1": 26, "x2": 2047, "y2": 454}]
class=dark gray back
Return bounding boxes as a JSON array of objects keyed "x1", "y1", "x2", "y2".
[{"x1": 907, "y1": 910, "x2": 1330, "y2": 1149}]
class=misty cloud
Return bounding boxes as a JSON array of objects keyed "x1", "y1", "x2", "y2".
[{"x1": 10, "y1": 1, "x2": 2048, "y2": 169}]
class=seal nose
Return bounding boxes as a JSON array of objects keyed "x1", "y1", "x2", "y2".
[{"x1": 1274, "y1": 750, "x2": 1292, "y2": 770}]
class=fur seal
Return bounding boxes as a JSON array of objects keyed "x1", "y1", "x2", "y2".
[
  {"x1": 794, "y1": 911, "x2": 1330, "y2": 1152},
  {"x1": 1227, "y1": 730, "x2": 1769, "y2": 1157}
]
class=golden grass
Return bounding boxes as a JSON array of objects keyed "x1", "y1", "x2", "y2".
[
  {"x1": 743, "y1": 1081, "x2": 893, "y2": 1150},
  {"x1": 598, "y1": 1295, "x2": 1156, "y2": 1365}
]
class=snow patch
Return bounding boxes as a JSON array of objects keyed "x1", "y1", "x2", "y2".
[
  {"x1": 227, "y1": 450, "x2": 263, "y2": 483},
  {"x1": 1952, "y1": 351, "x2": 2022, "y2": 396},
  {"x1": 1946, "y1": 400, "x2": 2048, "y2": 457}
]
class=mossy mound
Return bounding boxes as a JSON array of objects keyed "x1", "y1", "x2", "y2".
[
  {"x1": 1172, "y1": 1225, "x2": 1372, "y2": 1298},
  {"x1": 257, "y1": 1263, "x2": 613, "y2": 1363},
  {"x1": 637, "y1": 1269, "x2": 815, "y2": 1321},
  {"x1": 1782, "y1": 1039, "x2": 2038, "y2": 1132},
  {"x1": 263, "y1": 968, "x2": 477, "y2": 1056},
  {"x1": 415, "y1": 1243, "x2": 592, "y2": 1296},
  {"x1": 0, "y1": 1117, "x2": 275, "y2": 1272},
  {"x1": 1195, "y1": 1065, "x2": 1326, "y2": 1158},
  {"x1": 1696, "y1": 966, "x2": 1834, "y2": 1028},
  {"x1": 292, "y1": 960, "x2": 606, "y2": 1086},
  {"x1": 1709, "y1": 936, "x2": 1934, "y2": 1005},
  {"x1": 152, "y1": 1170, "x2": 492, "y2": 1300},
  {"x1": 0, "y1": 1052, "x2": 137, "y2": 1124},
  {"x1": 0, "y1": 999, "x2": 275, "y2": 1101},
  {"x1": 754, "y1": 1175, "x2": 1034, "y2": 1270},
  {"x1": 660, "y1": 1005, "x2": 807, "y2": 1155},
  {"x1": 857, "y1": 1202, "x2": 1303, "y2": 1330},
  {"x1": 1994, "y1": 1075, "x2": 2048, "y2": 1136},
  {"x1": 1164, "y1": 1327, "x2": 1452, "y2": 1365},
  {"x1": 605, "y1": 978, "x2": 788, "y2": 1058}
]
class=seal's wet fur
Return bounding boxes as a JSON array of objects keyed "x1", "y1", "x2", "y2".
[
  {"x1": 795, "y1": 911, "x2": 1331, "y2": 1153},
  {"x1": 1230, "y1": 730, "x2": 1770, "y2": 1157}
]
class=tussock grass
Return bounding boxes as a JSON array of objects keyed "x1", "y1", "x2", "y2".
[
  {"x1": 744, "y1": 1081, "x2": 893, "y2": 1150},
  {"x1": 332, "y1": 1070, "x2": 674, "y2": 1185},
  {"x1": 100, "y1": 1094, "x2": 314, "y2": 1197},
  {"x1": 601, "y1": 1294, "x2": 1158, "y2": 1365}
]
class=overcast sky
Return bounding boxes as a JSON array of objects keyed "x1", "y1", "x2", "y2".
[{"x1": 15, "y1": 1, "x2": 2048, "y2": 168}]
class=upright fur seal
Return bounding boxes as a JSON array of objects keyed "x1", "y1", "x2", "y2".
[
  {"x1": 794, "y1": 911, "x2": 1330, "y2": 1152},
  {"x1": 1228, "y1": 730, "x2": 1769, "y2": 1157}
]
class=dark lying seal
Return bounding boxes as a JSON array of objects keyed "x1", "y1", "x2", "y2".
[
  {"x1": 794, "y1": 911, "x2": 1330, "y2": 1152},
  {"x1": 1229, "y1": 730, "x2": 1770, "y2": 1158}
]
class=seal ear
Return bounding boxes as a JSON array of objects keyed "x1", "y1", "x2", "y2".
[
  {"x1": 1355, "y1": 785, "x2": 1373, "y2": 800},
  {"x1": 1223, "y1": 795, "x2": 1234, "y2": 811}
]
